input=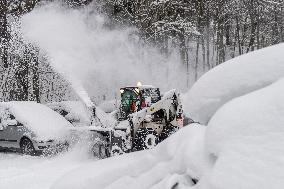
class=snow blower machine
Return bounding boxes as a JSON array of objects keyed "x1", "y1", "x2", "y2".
[{"x1": 90, "y1": 83, "x2": 184, "y2": 158}]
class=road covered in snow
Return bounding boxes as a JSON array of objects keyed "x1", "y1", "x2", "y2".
[
  {"x1": 0, "y1": 124, "x2": 208, "y2": 189},
  {"x1": 0, "y1": 147, "x2": 95, "y2": 189}
]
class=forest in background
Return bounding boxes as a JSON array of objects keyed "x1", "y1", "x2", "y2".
[{"x1": 0, "y1": 0, "x2": 283, "y2": 103}]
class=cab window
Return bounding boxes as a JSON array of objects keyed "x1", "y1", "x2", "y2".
[{"x1": 121, "y1": 90, "x2": 139, "y2": 113}]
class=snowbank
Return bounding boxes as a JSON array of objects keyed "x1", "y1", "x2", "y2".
[
  {"x1": 51, "y1": 124, "x2": 211, "y2": 189},
  {"x1": 199, "y1": 78, "x2": 284, "y2": 189},
  {"x1": 0, "y1": 101, "x2": 72, "y2": 140},
  {"x1": 183, "y1": 43, "x2": 284, "y2": 124}
]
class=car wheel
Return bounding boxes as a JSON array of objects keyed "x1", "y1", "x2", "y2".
[{"x1": 20, "y1": 138, "x2": 36, "y2": 155}]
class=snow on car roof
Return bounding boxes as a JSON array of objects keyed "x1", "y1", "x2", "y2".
[
  {"x1": 47, "y1": 101, "x2": 117, "y2": 128},
  {"x1": 0, "y1": 101, "x2": 72, "y2": 140},
  {"x1": 47, "y1": 101, "x2": 91, "y2": 125}
]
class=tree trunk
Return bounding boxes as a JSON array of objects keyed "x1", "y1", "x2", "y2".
[
  {"x1": 0, "y1": 0, "x2": 8, "y2": 68},
  {"x1": 195, "y1": 37, "x2": 200, "y2": 81},
  {"x1": 236, "y1": 16, "x2": 242, "y2": 55},
  {"x1": 201, "y1": 33, "x2": 206, "y2": 72},
  {"x1": 206, "y1": 18, "x2": 210, "y2": 69},
  {"x1": 32, "y1": 51, "x2": 40, "y2": 103}
]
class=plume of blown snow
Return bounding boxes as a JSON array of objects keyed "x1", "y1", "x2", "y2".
[{"x1": 21, "y1": 2, "x2": 186, "y2": 103}]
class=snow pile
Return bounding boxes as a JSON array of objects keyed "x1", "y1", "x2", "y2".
[
  {"x1": 183, "y1": 43, "x2": 284, "y2": 124},
  {"x1": 51, "y1": 124, "x2": 210, "y2": 189},
  {"x1": 197, "y1": 78, "x2": 284, "y2": 189},
  {"x1": 0, "y1": 101, "x2": 72, "y2": 140}
]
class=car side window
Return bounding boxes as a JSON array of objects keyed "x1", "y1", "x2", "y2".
[{"x1": 2, "y1": 110, "x2": 19, "y2": 126}]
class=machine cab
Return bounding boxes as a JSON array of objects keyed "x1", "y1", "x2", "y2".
[{"x1": 119, "y1": 85, "x2": 161, "y2": 120}]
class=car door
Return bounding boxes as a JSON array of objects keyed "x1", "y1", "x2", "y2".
[
  {"x1": 4, "y1": 113, "x2": 25, "y2": 149},
  {"x1": 0, "y1": 116, "x2": 7, "y2": 148},
  {"x1": 0, "y1": 110, "x2": 12, "y2": 148}
]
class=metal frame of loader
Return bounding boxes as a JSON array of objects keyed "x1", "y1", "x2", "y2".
[
  {"x1": 89, "y1": 87, "x2": 184, "y2": 159},
  {"x1": 89, "y1": 127, "x2": 131, "y2": 157}
]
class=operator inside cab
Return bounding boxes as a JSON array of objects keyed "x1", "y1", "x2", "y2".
[{"x1": 120, "y1": 88, "x2": 139, "y2": 116}]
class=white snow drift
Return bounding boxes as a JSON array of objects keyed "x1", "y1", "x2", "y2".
[
  {"x1": 199, "y1": 77, "x2": 284, "y2": 189},
  {"x1": 183, "y1": 43, "x2": 284, "y2": 124}
]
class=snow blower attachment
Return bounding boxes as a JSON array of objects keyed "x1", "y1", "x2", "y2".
[{"x1": 90, "y1": 84, "x2": 184, "y2": 158}]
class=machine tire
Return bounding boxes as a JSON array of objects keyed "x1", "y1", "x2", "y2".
[
  {"x1": 134, "y1": 128, "x2": 158, "y2": 151},
  {"x1": 20, "y1": 138, "x2": 36, "y2": 155},
  {"x1": 111, "y1": 145, "x2": 124, "y2": 156},
  {"x1": 145, "y1": 133, "x2": 158, "y2": 149},
  {"x1": 159, "y1": 125, "x2": 179, "y2": 142}
]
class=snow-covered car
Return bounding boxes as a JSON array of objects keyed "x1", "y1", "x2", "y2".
[
  {"x1": 47, "y1": 101, "x2": 116, "y2": 128},
  {"x1": 0, "y1": 101, "x2": 72, "y2": 155},
  {"x1": 46, "y1": 101, "x2": 92, "y2": 127}
]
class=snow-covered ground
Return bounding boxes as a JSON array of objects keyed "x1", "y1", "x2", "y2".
[
  {"x1": 1, "y1": 2, "x2": 283, "y2": 189},
  {"x1": 51, "y1": 124, "x2": 209, "y2": 189},
  {"x1": 0, "y1": 152, "x2": 90, "y2": 189},
  {"x1": 1, "y1": 43, "x2": 284, "y2": 189},
  {"x1": 0, "y1": 125, "x2": 207, "y2": 189}
]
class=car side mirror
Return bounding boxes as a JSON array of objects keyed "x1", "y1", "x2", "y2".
[{"x1": 7, "y1": 119, "x2": 18, "y2": 126}]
